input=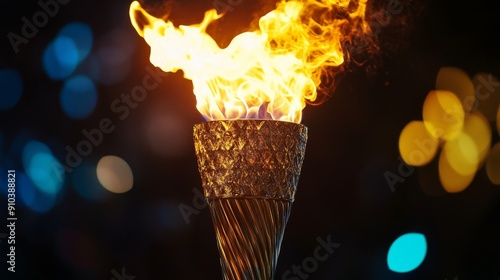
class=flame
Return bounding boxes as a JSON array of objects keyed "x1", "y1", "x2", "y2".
[{"x1": 130, "y1": 0, "x2": 371, "y2": 123}]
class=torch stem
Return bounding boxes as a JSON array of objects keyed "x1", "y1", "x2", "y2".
[{"x1": 208, "y1": 197, "x2": 293, "y2": 280}]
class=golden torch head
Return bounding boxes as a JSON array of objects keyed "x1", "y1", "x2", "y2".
[{"x1": 193, "y1": 120, "x2": 307, "y2": 201}]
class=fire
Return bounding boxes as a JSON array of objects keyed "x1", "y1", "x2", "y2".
[{"x1": 130, "y1": 0, "x2": 372, "y2": 123}]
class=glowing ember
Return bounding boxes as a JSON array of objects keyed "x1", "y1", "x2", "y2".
[{"x1": 130, "y1": 0, "x2": 372, "y2": 123}]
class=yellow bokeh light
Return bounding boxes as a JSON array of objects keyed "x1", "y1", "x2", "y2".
[
  {"x1": 443, "y1": 132, "x2": 479, "y2": 176},
  {"x1": 399, "y1": 121, "x2": 438, "y2": 166},
  {"x1": 462, "y1": 112, "x2": 491, "y2": 165},
  {"x1": 473, "y1": 73, "x2": 500, "y2": 122},
  {"x1": 96, "y1": 155, "x2": 134, "y2": 193},
  {"x1": 438, "y1": 149, "x2": 475, "y2": 193},
  {"x1": 422, "y1": 90, "x2": 465, "y2": 141},
  {"x1": 486, "y1": 142, "x2": 500, "y2": 185},
  {"x1": 436, "y1": 67, "x2": 475, "y2": 112}
]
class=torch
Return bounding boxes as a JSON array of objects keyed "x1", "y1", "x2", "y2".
[
  {"x1": 193, "y1": 120, "x2": 306, "y2": 278},
  {"x1": 130, "y1": 0, "x2": 371, "y2": 278}
]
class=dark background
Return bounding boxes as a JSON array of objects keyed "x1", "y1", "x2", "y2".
[{"x1": 1, "y1": 0, "x2": 500, "y2": 279}]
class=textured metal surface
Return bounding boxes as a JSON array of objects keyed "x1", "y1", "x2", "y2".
[
  {"x1": 209, "y1": 198, "x2": 292, "y2": 280},
  {"x1": 193, "y1": 120, "x2": 308, "y2": 200},
  {"x1": 194, "y1": 120, "x2": 308, "y2": 280}
]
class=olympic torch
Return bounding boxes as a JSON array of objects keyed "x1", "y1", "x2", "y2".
[{"x1": 130, "y1": 0, "x2": 372, "y2": 278}]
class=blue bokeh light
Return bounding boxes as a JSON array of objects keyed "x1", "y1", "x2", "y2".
[
  {"x1": 18, "y1": 171, "x2": 57, "y2": 213},
  {"x1": 42, "y1": 22, "x2": 93, "y2": 80},
  {"x1": 28, "y1": 153, "x2": 63, "y2": 194},
  {"x1": 60, "y1": 75, "x2": 97, "y2": 119},
  {"x1": 59, "y1": 22, "x2": 93, "y2": 62},
  {"x1": 0, "y1": 68, "x2": 23, "y2": 110},
  {"x1": 18, "y1": 171, "x2": 35, "y2": 207},
  {"x1": 387, "y1": 233, "x2": 427, "y2": 273},
  {"x1": 43, "y1": 37, "x2": 79, "y2": 80},
  {"x1": 54, "y1": 37, "x2": 80, "y2": 69},
  {"x1": 22, "y1": 140, "x2": 51, "y2": 170},
  {"x1": 72, "y1": 164, "x2": 106, "y2": 201},
  {"x1": 22, "y1": 140, "x2": 64, "y2": 196}
]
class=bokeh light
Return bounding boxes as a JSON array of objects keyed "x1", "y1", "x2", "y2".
[
  {"x1": 18, "y1": 172, "x2": 36, "y2": 207},
  {"x1": 439, "y1": 145, "x2": 476, "y2": 193},
  {"x1": 43, "y1": 36, "x2": 79, "y2": 80},
  {"x1": 96, "y1": 155, "x2": 134, "y2": 193},
  {"x1": 22, "y1": 140, "x2": 51, "y2": 169},
  {"x1": 443, "y1": 131, "x2": 479, "y2": 177},
  {"x1": 58, "y1": 22, "x2": 93, "y2": 62},
  {"x1": 486, "y1": 142, "x2": 500, "y2": 185},
  {"x1": 28, "y1": 153, "x2": 63, "y2": 194},
  {"x1": 42, "y1": 22, "x2": 93, "y2": 80},
  {"x1": 398, "y1": 121, "x2": 438, "y2": 166},
  {"x1": 436, "y1": 67, "x2": 475, "y2": 112},
  {"x1": 422, "y1": 90, "x2": 464, "y2": 141},
  {"x1": 0, "y1": 68, "x2": 23, "y2": 110},
  {"x1": 60, "y1": 75, "x2": 97, "y2": 119},
  {"x1": 473, "y1": 73, "x2": 500, "y2": 122},
  {"x1": 72, "y1": 163, "x2": 107, "y2": 201},
  {"x1": 387, "y1": 233, "x2": 427, "y2": 273},
  {"x1": 18, "y1": 171, "x2": 58, "y2": 213},
  {"x1": 462, "y1": 112, "x2": 491, "y2": 165},
  {"x1": 22, "y1": 140, "x2": 64, "y2": 195}
]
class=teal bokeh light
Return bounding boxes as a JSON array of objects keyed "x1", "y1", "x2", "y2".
[
  {"x1": 22, "y1": 140, "x2": 51, "y2": 169},
  {"x1": 387, "y1": 232, "x2": 427, "y2": 273},
  {"x1": 22, "y1": 141, "x2": 64, "y2": 196}
]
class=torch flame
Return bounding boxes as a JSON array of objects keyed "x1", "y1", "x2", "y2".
[{"x1": 130, "y1": 0, "x2": 371, "y2": 123}]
